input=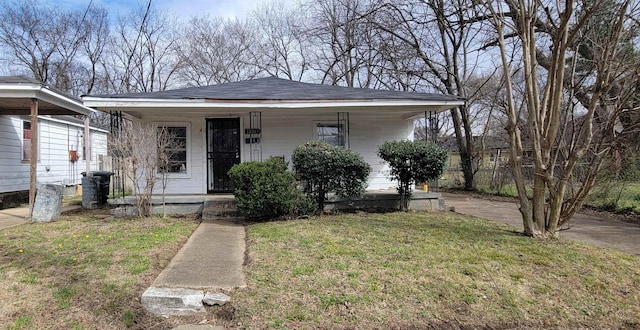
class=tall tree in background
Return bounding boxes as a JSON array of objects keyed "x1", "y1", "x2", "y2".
[
  {"x1": 371, "y1": 0, "x2": 486, "y2": 190},
  {"x1": 0, "y1": 0, "x2": 109, "y2": 95},
  {"x1": 103, "y1": 0, "x2": 180, "y2": 93},
  {"x1": 249, "y1": 2, "x2": 311, "y2": 81},
  {"x1": 301, "y1": 0, "x2": 380, "y2": 87},
  {"x1": 175, "y1": 16, "x2": 260, "y2": 86},
  {"x1": 480, "y1": 0, "x2": 640, "y2": 237}
]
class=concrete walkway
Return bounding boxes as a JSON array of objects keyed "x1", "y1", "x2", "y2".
[
  {"x1": 153, "y1": 221, "x2": 246, "y2": 290},
  {"x1": 142, "y1": 221, "x2": 246, "y2": 319},
  {"x1": 442, "y1": 192, "x2": 640, "y2": 256},
  {"x1": 0, "y1": 204, "x2": 81, "y2": 231}
]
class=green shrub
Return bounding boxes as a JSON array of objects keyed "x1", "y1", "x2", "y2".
[
  {"x1": 378, "y1": 140, "x2": 448, "y2": 211},
  {"x1": 228, "y1": 158, "x2": 298, "y2": 221},
  {"x1": 292, "y1": 141, "x2": 371, "y2": 212}
]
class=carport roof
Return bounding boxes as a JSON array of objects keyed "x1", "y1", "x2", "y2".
[{"x1": 0, "y1": 76, "x2": 95, "y2": 116}]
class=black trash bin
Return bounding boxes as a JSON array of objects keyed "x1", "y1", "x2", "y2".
[{"x1": 81, "y1": 171, "x2": 113, "y2": 207}]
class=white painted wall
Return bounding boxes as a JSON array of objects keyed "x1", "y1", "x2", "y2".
[
  {"x1": 147, "y1": 110, "x2": 412, "y2": 194},
  {"x1": 0, "y1": 115, "x2": 108, "y2": 194}
]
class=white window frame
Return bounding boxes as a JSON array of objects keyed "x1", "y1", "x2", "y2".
[{"x1": 156, "y1": 122, "x2": 191, "y2": 179}]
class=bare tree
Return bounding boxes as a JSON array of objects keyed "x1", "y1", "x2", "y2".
[
  {"x1": 109, "y1": 121, "x2": 169, "y2": 217},
  {"x1": 174, "y1": 16, "x2": 260, "y2": 86},
  {"x1": 156, "y1": 127, "x2": 181, "y2": 218},
  {"x1": 368, "y1": 0, "x2": 491, "y2": 190},
  {"x1": 300, "y1": 0, "x2": 382, "y2": 87},
  {"x1": 0, "y1": 0, "x2": 109, "y2": 95},
  {"x1": 249, "y1": 2, "x2": 311, "y2": 81},
  {"x1": 81, "y1": 6, "x2": 110, "y2": 95},
  {"x1": 103, "y1": 0, "x2": 180, "y2": 93},
  {"x1": 479, "y1": 0, "x2": 640, "y2": 237}
]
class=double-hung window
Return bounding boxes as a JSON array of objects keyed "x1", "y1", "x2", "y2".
[{"x1": 158, "y1": 125, "x2": 188, "y2": 174}]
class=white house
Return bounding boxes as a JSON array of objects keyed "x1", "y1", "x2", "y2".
[
  {"x1": 0, "y1": 115, "x2": 108, "y2": 194},
  {"x1": 83, "y1": 77, "x2": 464, "y2": 194}
]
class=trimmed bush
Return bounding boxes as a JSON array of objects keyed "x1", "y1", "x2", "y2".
[
  {"x1": 228, "y1": 158, "x2": 298, "y2": 221},
  {"x1": 292, "y1": 141, "x2": 371, "y2": 212},
  {"x1": 378, "y1": 140, "x2": 448, "y2": 211}
]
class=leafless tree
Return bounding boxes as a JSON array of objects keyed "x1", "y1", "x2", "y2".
[
  {"x1": 300, "y1": 0, "x2": 382, "y2": 87},
  {"x1": 103, "y1": 0, "x2": 180, "y2": 93},
  {"x1": 478, "y1": 0, "x2": 640, "y2": 237},
  {"x1": 156, "y1": 126, "x2": 180, "y2": 218},
  {"x1": 0, "y1": 0, "x2": 109, "y2": 96},
  {"x1": 109, "y1": 121, "x2": 178, "y2": 217},
  {"x1": 175, "y1": 16, "x2": 261, "y2": 86},
  {"x1": 81, "y1": 7, "x2": 110, "y2": 95},
  {"x1": 368, "y1": 0, "x2": 491, "y2": 190},
  {"x1": 249, "y1": 2, "x2": 311, "y2": 81}
]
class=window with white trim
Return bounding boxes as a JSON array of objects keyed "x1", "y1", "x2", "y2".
[
  {"x1": 316, "y1": 123, "x2": 346, "y2": 147},
  {"x1": 158, "y1": 126, "x2": 188, "y2": 174}
]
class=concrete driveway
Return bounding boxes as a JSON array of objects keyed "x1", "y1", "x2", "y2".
[{"x1": 442, "y1": 192, "x2": 640, "y2": 256}]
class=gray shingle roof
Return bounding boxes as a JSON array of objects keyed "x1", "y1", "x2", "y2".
[
  {"x1": 0, "y1": 76, "x2": 41, "y2": 84},
  {"x1": 90, "y1": 76, "x2": 464, "y2": 102}
]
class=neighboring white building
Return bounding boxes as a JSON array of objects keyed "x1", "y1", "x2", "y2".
[
  {"x1": 0, "y1": 115, "x2": 108, "y2": 194},
  {"x1": 84, "y1": 77, "x2": 464, "y2": 194}
]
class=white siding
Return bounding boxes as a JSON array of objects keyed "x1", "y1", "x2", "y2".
[
  {"x1": 256, "y1": 113, "x2": 411, "y2": 190},
  {"x1": 0, "y1": 115, "x2": 108, "y2": 193},
  {"x1": 146, "y1": 110, "x2": 412, "y2": 194}
]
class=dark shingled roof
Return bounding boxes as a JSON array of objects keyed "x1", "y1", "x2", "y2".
[
  {"x1": 0, "y1": 76, "x2": 42, "y2": 84},
  {"x1": 90, "y1": 76, "x2": 464, "y2": 102}
]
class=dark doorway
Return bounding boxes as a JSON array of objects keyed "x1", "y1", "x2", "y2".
[{"x1": 207, "y1": 118, "x2": 240, "y2": 193}]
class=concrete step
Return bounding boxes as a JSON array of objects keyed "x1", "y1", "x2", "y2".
[
  {"x1": 202, "y1": 198, "x2": 240, "y2": 221},
  {"x1": 141, "y1": 287, "x2": 206, "y2": 316}
]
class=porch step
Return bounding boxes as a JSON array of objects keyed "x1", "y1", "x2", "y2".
[{"x1": 202, "y1": 197, "x2": 241, "y2": 221}]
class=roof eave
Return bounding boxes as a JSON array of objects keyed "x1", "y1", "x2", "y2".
[
  {"x1": 0, "y1": 83, "x2": 97, "y2": 116},
  {"x1": 82, "y1": 97, "x2": 465, "y2": 110}
]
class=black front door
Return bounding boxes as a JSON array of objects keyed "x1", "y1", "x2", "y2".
[{"x1": 207, "y1": 118, "x2": 240, "y2": 193}]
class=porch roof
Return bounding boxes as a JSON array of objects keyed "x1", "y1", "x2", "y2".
[
  {"x1": 0, "y1": 76, "x2": 96, "y2": 116},
  {"x1": 82, "y1": 77, "x2": 465, "y2": 118}
]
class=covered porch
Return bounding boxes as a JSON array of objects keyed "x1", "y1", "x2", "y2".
[{"x1": 83, "y1": 77, "x2": 464, "y2": 196}]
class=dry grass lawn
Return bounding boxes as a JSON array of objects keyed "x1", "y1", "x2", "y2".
[
  {"x1": 2, "y1": 208, "x2": 639, "y2": 329},
  {"x1": 227, "y1": 212, "x2": 640, "y2": 329},
  {"x1": 0, "y1": 209, "x2": 198, "y2": 329}
]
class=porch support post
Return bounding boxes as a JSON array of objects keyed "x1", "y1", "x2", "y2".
[
  {"x1": 28, "y1": 98, "x2": 38, "y2": 219},
  {"x1": 84, "y1": 116, "x2": 91, "y2": 174}
]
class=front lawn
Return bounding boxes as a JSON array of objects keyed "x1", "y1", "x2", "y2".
[
  {"x1": 230, "y1": 212, "x2": 640, "y2": 328},
  {"x1": 0, "y1": 209, "x2": 198, "y2": 329}
]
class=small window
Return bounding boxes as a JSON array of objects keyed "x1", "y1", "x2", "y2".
[
  {"x1": 316, "y1": 123, "x2": 345, "y2": 147},
  {"x1": 22, "y1": 121, "x2": 31, "y2": 160},
  {"x1": 158, "y1": 126, "x2": 188, "y2": 173}
]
